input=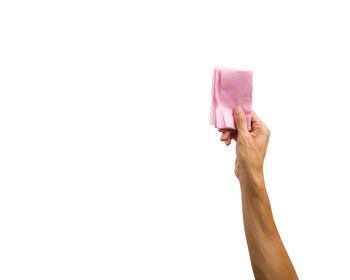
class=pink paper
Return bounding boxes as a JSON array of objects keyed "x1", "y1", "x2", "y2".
[{"x1": 210, "y1": 67, "x2": 253, "y2": 130}]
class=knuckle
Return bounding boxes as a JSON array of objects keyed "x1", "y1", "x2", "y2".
[
  {"x1": 235, "y1": 111, "x2": 244, "y2": 120},
  {"x1": 236, "y1": 116, "x2": 247, "y2": 126},
  {"x1": 261, "y1": 125, "x2": 270, "y2": 135}
]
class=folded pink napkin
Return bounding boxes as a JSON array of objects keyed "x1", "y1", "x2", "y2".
[{"x1": 210, "y1": 67, "x2": 253, "y2": 130}]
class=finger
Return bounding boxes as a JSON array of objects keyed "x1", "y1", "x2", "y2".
[
  {"x1": 220, "y1": 130, "x2": 230, "y2": 141},
  {"x1": 251, "y1": 110, "x2": 262, "y2": 130},
  {"x1": 220, "y1": 132, "x2": 227, "y2": 141},
  {"x1": 219, "y1": 128, "x2": 233, "y2": 133},
  {"x1": 251, "y1": 110, "x2": 263, "y2": 124},
  {"x1": 251, "y1": 110, "x2": 268, "y2": 132},
  {"x1": 234, "y1": 106, "x2": 249, "y2": 135}
]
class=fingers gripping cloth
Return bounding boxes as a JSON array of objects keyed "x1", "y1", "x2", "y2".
[{"x1": 210, "y1": 67, "x2": 253, "y2": 130}]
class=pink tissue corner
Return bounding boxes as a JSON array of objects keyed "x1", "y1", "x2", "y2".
[{"x1": 210, "y1": 67, "x2": 252, "y2": 131}]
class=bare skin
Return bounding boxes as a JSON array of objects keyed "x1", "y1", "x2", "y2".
[{"x1": 219, "y1": 106, "x2": 298, "y2": 280}]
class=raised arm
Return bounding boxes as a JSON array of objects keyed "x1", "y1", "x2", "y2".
[{"x1": 219, "y1": 107, "x2": 298, "y2": 280}]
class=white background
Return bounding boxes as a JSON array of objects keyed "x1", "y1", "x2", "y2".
[{"x1": 0, "y1": 0, "x2": 349, "y2": 279}]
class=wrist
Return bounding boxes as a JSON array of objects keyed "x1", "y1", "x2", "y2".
[{"x1": 238, "y1": 170, "x2": 265, "y2": 194}]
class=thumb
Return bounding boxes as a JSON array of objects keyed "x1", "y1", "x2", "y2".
[{"x1": 234, "y1": 106, "x2": 249, "y2": 134}]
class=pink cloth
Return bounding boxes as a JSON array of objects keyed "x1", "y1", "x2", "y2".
[{"x1": 210, "y1": 67, "x2": 253, "y2": 130}]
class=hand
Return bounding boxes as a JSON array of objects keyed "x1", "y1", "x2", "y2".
[{"x1": 219, "y1": 107, "x2": 270, "y2": 180}]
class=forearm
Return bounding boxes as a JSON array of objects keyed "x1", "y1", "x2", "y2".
[{"x1": 239, "y1": 172, "x2": 298, "y2": 280}]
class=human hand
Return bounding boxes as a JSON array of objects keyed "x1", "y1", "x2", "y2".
[{"x1": 219, "y1": 107, "x2": 270, "y2": 180}]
